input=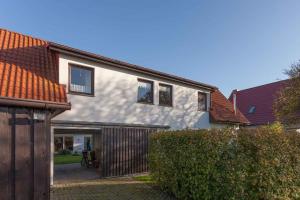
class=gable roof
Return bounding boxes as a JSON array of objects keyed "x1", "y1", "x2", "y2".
[
  {"x1": 0, "y1": 28, "x2": 216, "y2": 107},
  {"x1": 49, "y1": 42, "x2": 217, "y2": 91},
  {"x1": 210, "y1": 89, "x2": 249, "y2": 125},
  {"x1": 228, "y1": 80, "x2": 289, "y2": 125},
  {"x1": 0, "y1": 28, "x2": 70, "y2": 109}
]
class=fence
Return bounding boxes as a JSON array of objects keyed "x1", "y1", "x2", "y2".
[{"x1": 94, "y1": 127, "x2": 159, "y2": 177}]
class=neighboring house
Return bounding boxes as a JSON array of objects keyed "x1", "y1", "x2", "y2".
[
  {"x1": 210, "y1": 89, "x2": 249, "y2": 128},
  {"x1": 229, "y1": 80, "x2": 300, "y2": 131},
  {"x1": 0, "y1": 28, "x2": 248, "y2": 183},
  {"x1": 54, "y1": 133, "x2": 92, "y2": 153}
]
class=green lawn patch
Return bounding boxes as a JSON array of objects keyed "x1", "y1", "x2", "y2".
[
  {"x1": 133, "y1": 175, "x2": 154, "y2": 184},
  {"x1": 54, "y1": 154, "x2": 82, "y2": 165}
]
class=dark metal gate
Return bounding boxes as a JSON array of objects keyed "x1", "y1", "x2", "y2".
[
  {"x1": 94, "y1": 127, "x2": 159, "y2": 178},
  {"x1": 0, "y1": 107, "x2": 50, "y2": 200}
]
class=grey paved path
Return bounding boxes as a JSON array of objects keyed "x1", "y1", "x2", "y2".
[
  {"x1": 51, "y1": 177, "x2": 175, "y2": 200},
  {"x1": 54, "y1": 163, "x2": 99, "y2": 184}
]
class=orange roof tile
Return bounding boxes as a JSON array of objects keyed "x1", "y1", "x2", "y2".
[
  {"x1": 0, "y1": 28, "x2": 68, "y2": 104},
  {"x1": 210, "y1": 89, "x2": 249, "y2": 125}
]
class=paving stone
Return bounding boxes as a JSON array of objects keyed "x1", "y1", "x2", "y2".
[{"x1": 51, "y1": 177, "x2": 175, "y2": 200}]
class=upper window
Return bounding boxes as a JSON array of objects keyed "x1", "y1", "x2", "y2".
[
  {"x1": 159, "y1": 84, "x2": 172, "y2": 106},
  {"x1": 137, "y1": 79, "x2": 153, "y2": 104},
  {"x1": 198, "y1": 92, "x2": 207, "y2": 111},
  {"x1": 69, "y1": 65, "x2": 94, "y2": 95},
  {"x1": 248, "y1": 106, "x2": 256, "y2": 114}
]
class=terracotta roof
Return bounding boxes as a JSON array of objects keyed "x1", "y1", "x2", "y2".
[
  {"x1": 210, "y1": 89, "x2": 249, "y2": 124},
  {"x1": 228, "y1": 80, "x2": 288, "y2": 125},
  {"x1": 0, "y1": 28, "x2": 68, "y2": 106}
]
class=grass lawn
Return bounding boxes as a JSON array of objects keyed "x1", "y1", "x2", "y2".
[
  {"x1": 54, "y1": 154, "x2": 82, "y2": 165},
  {"x1": 133, "y1": 175, "x2": 154, "y2": 184}
]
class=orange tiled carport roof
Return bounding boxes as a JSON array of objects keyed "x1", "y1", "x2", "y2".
[
  {"x1": 0, "y1": 28, "x2": 69, "y2": 109},
  {"x1": 210, "y1": 90, "x2": 249, "y2": 125}
]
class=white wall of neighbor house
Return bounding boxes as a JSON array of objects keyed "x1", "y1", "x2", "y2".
[
  {"x1": 73, "y1": 135, "x2": 85, "y2": 152},
  {"x1": 210, "y1": 123, "x2": 240, "y2": 129},
  {"x1": 210, "y1": 123, "x2": 229, "y2": 129},
  {"x1": 53, "y1": 54, "x2": 212, "y2": 129},
  {"x1": 54, "y1": 134, "x2": 93, "y2": 153}
]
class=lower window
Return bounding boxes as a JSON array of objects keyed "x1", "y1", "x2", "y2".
[
  {"x1": 64, "y1": 136, "x2": 74, "y2": 151},
  {"x1": 54, "y1": 137, "x2": 63, "y2": 152}
]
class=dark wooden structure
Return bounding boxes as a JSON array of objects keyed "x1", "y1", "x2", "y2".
[
  {"x1": 53, "y1": 121, "x2": 168, "y2": 178},
  {"x1": 0, "y1": 104, "x2": 69, "y2": 200},
  {"x1": 95, "y1": 127, "x2": 158, "y2": 177}
]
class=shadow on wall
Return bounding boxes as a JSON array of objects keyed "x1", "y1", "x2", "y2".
[
  {"x1": 55, "y1": 73, "x2": 209, "y2": 129},
  {"x1": 0, "y1": 41, "x2": 59, "y2": 83},
  {"x1": 0, "y1": 31, "x2": 209, "y2": 129}
]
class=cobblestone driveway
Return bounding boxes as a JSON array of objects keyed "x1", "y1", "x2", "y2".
[{"x1": 51, "y1": 177, "x2": 174, "y2": 200}]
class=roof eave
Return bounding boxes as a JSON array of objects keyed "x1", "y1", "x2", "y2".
[
  {"x1": 0, "y1": 96, "x2": 71, "y2": 110},
  {"x1": 48, "y1": 42, "x2": 217, "y2": 91}
]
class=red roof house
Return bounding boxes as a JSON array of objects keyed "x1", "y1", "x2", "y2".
[
  {"x1": 210, "y1": 89, "x2": 249, "y2": 125},
  {"x1": 229, "y1": 80, "x2": 289, "y2": 125}
]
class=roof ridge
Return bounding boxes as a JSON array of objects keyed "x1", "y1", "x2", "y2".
[
  {"x1": 236, "y1": 79, "x2": 289, "y2": 93},
  {"x1": 0, "y1": 27, "x2": 49, "y2": 44},
  {"x1": 0, "y1": 28, "x2": 217, "y2": 90},
  {"x1": 49, "y1": 42, "x2": 217, "y2": 90}
]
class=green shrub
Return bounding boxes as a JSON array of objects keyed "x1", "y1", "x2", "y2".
[
  {"x1": 57, "y1": 149, "x2": 72, "y2": 155},
  {"x1": 149, "y1": 126, "x2": 300, "y2": 200}
]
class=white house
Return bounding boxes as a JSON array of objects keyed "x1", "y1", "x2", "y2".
[
  {"x1": 0, "y1": 28, "x2": 248, "y2": 183},
  {"x1": 48, "y1": 40, "x2": 250, "y2": 177},
  {"x1": 53, "y1": 53, "x2": 214, "y2": 130}
]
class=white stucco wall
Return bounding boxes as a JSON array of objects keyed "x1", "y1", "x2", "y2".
[
  {"x1": 210, "y1": 123, "x2": 228, "y2": 129},
  {"x1": 73, "y1": 135, "x2": 85, "y2": 153},
  {"x1": 210, "y1": 123, "x2": 239, "y2": 130},
  {"x1": 54, "y1": 54, "x2": 212, "y2": 130}
]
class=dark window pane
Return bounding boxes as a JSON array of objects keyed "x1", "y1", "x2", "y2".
[
  {"x1": 159, "y1": 84, "x2": 172, "y2": 106},
  {"x1": 64, "y1": 136, "x2": 74, "y2": 151},
  {"x1": 70, "y1": 66, "x2": 93, "y2": 94},
  {"x1": 198, "y1": 92, "x2": 207, "y2": 111},
  {"x1": 137, "y1": 80, "x2": 153, "y2": 103},
  {"x1": 54, "y1": 137, "x2": 63, "y2": 152}
]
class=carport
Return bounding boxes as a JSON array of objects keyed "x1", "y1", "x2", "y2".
[
  {"x1": 51, "y1": 121, "x2": 168, "y2": 183},
  {"x1": 51, "y1": 128, "x2": 101, "y2": 184}
]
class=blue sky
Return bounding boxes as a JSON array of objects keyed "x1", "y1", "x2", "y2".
[{"x1": 1, "y1": 0, "x2": 300, "y2": 96}]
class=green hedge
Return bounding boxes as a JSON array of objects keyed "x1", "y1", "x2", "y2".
[{"x1": 149, "y1": 126, "x2": 300, "y2": 199}]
